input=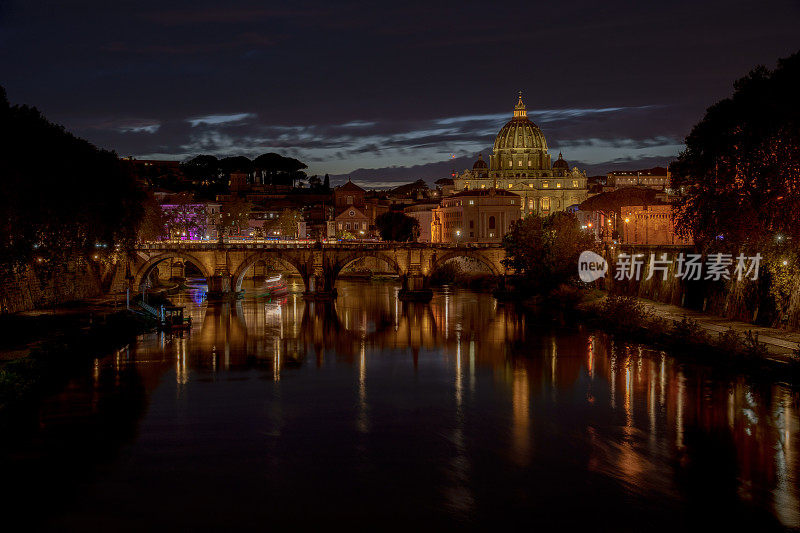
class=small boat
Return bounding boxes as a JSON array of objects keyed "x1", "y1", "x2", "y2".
[
  {"x1": 162, "y1": 305, "x2": 192, "y2": 330},
  {"x1": 253, "y1": 274, "x2": 289, "y2": 298}
]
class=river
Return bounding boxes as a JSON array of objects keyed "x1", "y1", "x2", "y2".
[{"x1": 2, "y1": 280, "x2": 798, "y2": 530}]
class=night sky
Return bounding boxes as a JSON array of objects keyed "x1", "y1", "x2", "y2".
[{"x1": 1, "y1": 0, "x2": 798, "y2": 184}]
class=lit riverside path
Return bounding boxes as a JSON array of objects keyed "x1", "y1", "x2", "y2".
[{"x1": 611, "y1": 295, "x2": 800, "y2": 361}]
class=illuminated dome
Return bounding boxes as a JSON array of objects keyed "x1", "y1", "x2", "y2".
[
  {"x1": 472, "y1": 154, "x2": 488, "y2": 169},
  {"x1": 492, "y1": 93, "x2": 548, "y2": 152},
  {"x1": 552, "y1": 152, "x2": 569, "y2": 170}
]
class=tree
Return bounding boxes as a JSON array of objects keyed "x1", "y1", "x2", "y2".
[
  {"x1": 375, "y1": 212, "x2": 419, "y2": 242},
  {"x1": 162, "y1": 192, "x2": 200, "y2": 239},
  {"x1": 138, "y1": 193, "x2": 167, "y2": 241},
  {"x1": 218, "y1": 156, "x2": 252, "y2": 174},
  {"x1": 214, "y1": 199, "x2": 253, "y2": 237},
  {"x1": 252, "y1": 153, "x2": 307, "y2": 188},
  {"x1": 180, "y1": 155, "x2": 225, "y2": 200},
  {"x1": 502, "y1": 212, "x2": 596, "y2": 289},
  {"x1": 323, "y1": 174, "x2": 331, "y2": 191},
  {"x1": 670, "y1": 51, "x2": 800, "y2": 248},
  {"x1": 0, "y1": 86, "x2": 144, "y2": 268},
  {"x1": 308, "y1": 174, "x2": 322, "y2": 191},
  {"x1": 180, "y1": 155, "x2": 219, "y2": 182},
  {"x1": 276, "y1": 208, "x2": 303, "y2": 239}
]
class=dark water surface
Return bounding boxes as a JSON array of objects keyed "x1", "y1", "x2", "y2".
[{"x1": 3, "y1": 280, "x2": 799, "y2": 531}]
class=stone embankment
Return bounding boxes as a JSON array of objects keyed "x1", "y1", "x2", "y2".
[{"x1": 0, "y1": 259, "x2": 123, "y2": 314}]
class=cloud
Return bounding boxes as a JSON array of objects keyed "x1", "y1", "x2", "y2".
[
  {"x1": 187, "y1": 113, "x2": 256, "y2": 127},
  {"x1": 69, "y1": 102, "x2": 685, "y2": 181}
]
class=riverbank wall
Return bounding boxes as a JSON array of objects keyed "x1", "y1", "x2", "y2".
[{"x1": 0, "y1": 259, "x2": 121, "y2": 314}]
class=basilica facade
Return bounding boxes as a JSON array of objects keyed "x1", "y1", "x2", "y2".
[{"x1": 453, "y1": 93, "x2": 589, "y2": 216}]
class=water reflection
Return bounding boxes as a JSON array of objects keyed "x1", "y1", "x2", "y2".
[{"x1": 3, "y1": 280, "x2": 798, "y2": 530}]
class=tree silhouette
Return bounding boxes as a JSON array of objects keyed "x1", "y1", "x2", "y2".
[
  {"x1": 502, "y1": 212, "x2": 596, "y2": 289},
  {"x1": 375, "y1": 212, "x2": 419, "y2": 242},
  {"x1": 0, "y1": 86, "x2": 144, "y2": 268},
  {"x1": 253, "y1": 152, "x2": 307, "y2": 187},
  {"x1": 670, "y1": 51, "x2": 800, "y2": 248}
]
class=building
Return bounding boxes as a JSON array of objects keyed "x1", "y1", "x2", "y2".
[
  {"x1": 332, "y1": 180, "x2": 389, "y2": 236},
  {"x1": 335, "y1": 179, "x2": 366, "y2": 209},
  {"x1": 607, "y1": 167, "x2": 670, "y2": 190},
  {"x1": 431, "y1": 189, "x2": 520, "y2": 243},
  {"x1": 334, "y1": 206, "x2": 370, "y2": 237},
  {"x1": 434, "y1": 177, "x2": 455, "y2": 197},
  {"x1": 159, "y1": 200, "x2": 221, "y2": 240},
  {"x1": 403, "y1": 201, "x2": 439, "y2": 242},
  {"x1": 620, "y1": 204, "x2": 691, "y2": 245},
  {"x1": 453, "y1": 93, "x2": 590, "y2": 216}
]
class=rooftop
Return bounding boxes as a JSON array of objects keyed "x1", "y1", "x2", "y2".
[{"x1": 450, "y1": 188, "x2": 520, "y2": 198}]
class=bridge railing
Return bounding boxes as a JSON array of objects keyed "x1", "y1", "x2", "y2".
[{"x1": 137, "y1": 239, "x2": 502, "y2": 250}]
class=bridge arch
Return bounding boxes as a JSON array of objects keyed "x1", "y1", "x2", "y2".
[
  {"x1": 429, "y1": 250, "x2": 503, "y2": 276},
  {"x1": 333, "y1": 250, "x2": 403, "y2": 278},
  {"x1": 232, "y1": 252, "x2": 310, "y2": 292},
  {"x1": 134, "y1": 251, "x2": 213, "y2": 288}
]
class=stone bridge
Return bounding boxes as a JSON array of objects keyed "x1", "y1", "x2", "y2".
[{"x1": 127, "y1": 241, "x2": 509, "y2": 301}]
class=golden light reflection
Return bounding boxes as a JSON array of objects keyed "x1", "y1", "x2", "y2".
[
  {"x1": 357, "y1": 340, "x2": 368, "y2": 434},
  {"x1": 511, "y1": 367, "x2": 531, "y2": 466},
  {"x1": 140, "y1": 281, "x2": 800, "y2": 529}
]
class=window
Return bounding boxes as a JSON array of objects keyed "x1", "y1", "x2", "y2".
[
  {"x1": 346, "y1": 195, "x2": 353, "y2": 205},
  {"x1": 528, "y1": 160, "x2": 532, "y2": 167},
  {"x1": 572, "y1": 180, "x2": 579, "y2": 188},
  {"x1": 480, "y1": 184, "x2": 486, "y2": 188},
  {"x1": 556, "y1": 182, "x2": 561, "y2": 188},
  {"x1": 469, "y1": 220, "x2": 474, "y2": 228},
  {"x1": 508, "y1": 183, "x2": 513, "y2": 188},
  {"x1": 338, "y1": 222, "x2": 343, "y2": 230},
  {"x1": 346, "y1": 223, "x2": 351, "y2": 230},
  {"x1": 528, "y1": 199, "x2": 534, "y2": 209},
  {"x1": 508, "y1": 161, "x2": 512, "y2": 167},
  {"x1": 541, "y1": 197, "x2": 550, "y2": 210},
  {"x1": 488, "y1": 216, "x2": 496, "y2": 229},
  {"x1": 518, "y1": 160, "x2": 522, "y2": 166},
  {"x1": 349, "y1": 210, "x2": 355, "y2": 217},
  {"x1": 543, "y1": 181, "x2": 549, "y2": 188},
  {"x1": 469, "y1": 200, "x2": 474, "y2": 205},
  {"x1": 510, "y1": 200, "x2": 515, "y2": 205}
]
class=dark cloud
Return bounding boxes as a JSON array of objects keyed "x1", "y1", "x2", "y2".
[{"x1": 1, "y1": 0, "x2": 798, "y2": 184}]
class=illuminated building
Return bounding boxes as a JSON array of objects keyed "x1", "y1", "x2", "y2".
[
  {"x1": 620, "y1": 204, "x2": 691, "y2": 245},
  {"x1": 431, "y1": 188, "x2": 520, "y2": 243},
  {"x1": 453, "y1": 93, "x2": 590, "y2": 216}
]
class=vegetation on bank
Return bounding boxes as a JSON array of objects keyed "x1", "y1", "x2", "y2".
[
  {"x1": 0, "y1": 311, "x2": 155, "y2": 421},
  {"x1": 495, "y1": 210, "x2": 596, "y2": 301},
  {"x1": 580, "y1": 294, "x2": 777, "y2": 360},
  {"x1": 668, "y1": 52, "x2": 800, "y2": 327}
]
